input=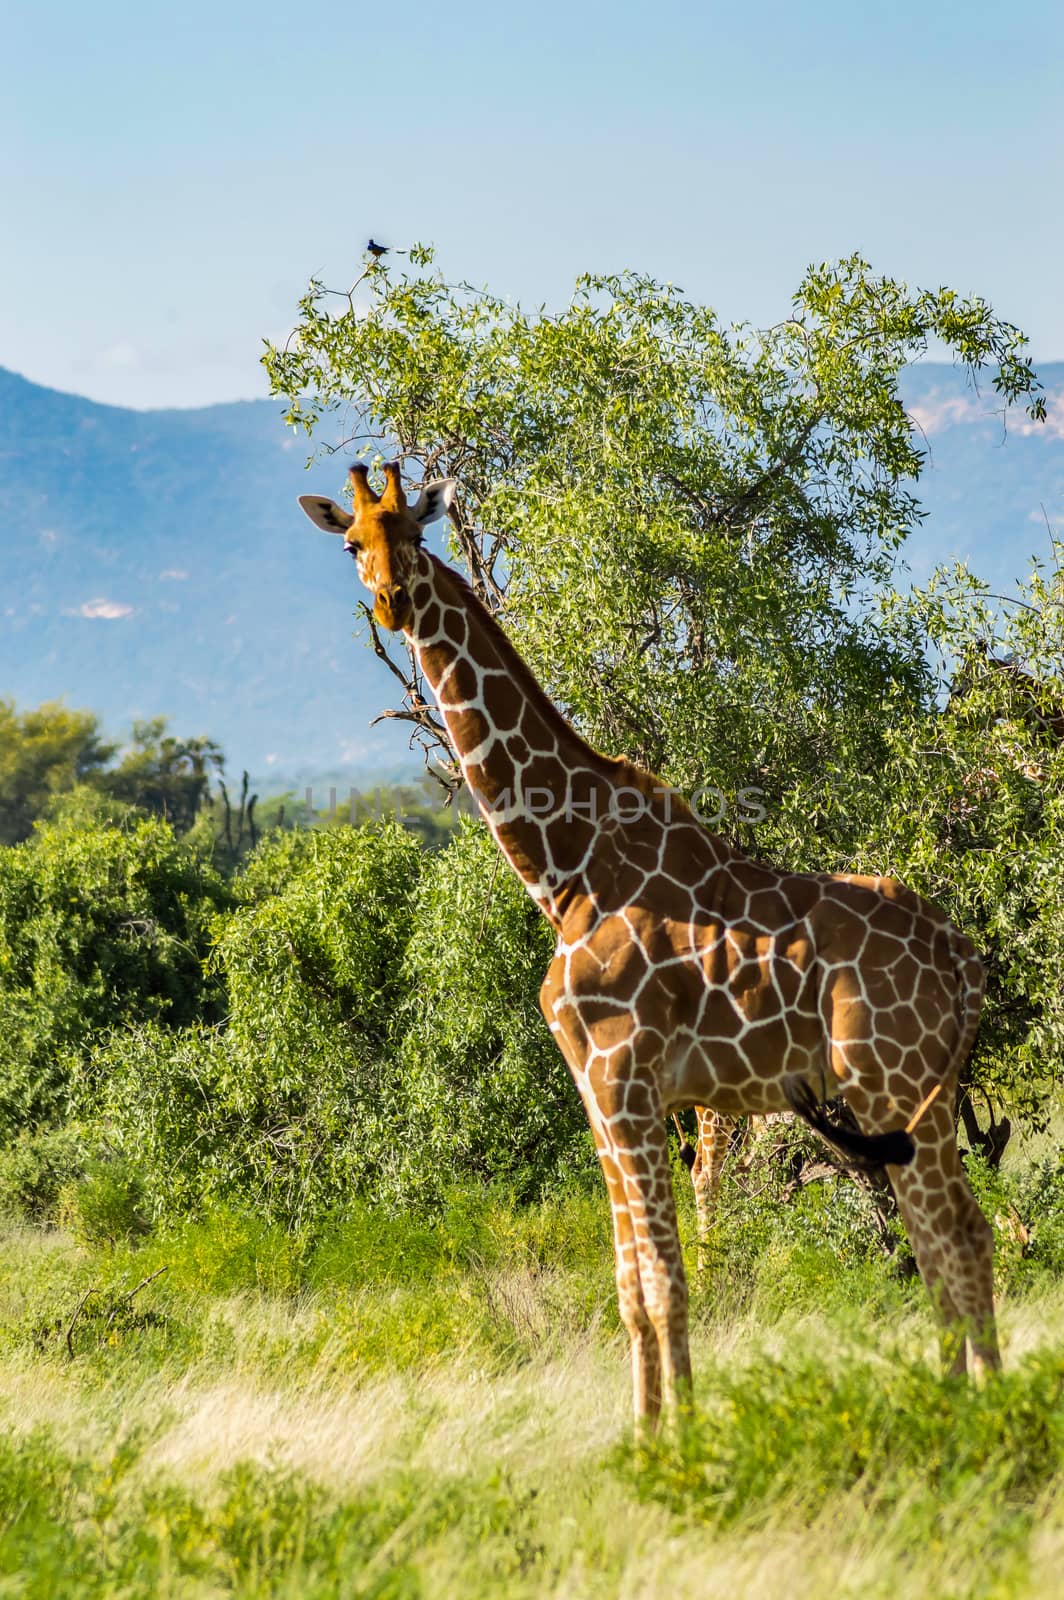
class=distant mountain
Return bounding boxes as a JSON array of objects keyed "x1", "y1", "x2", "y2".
[
  {"x1": 1, "y1": 362, "x2": 1061, "y2": 785},
  {"x1": 0, "y1": 366, "x2": 417, "y2": 789}
]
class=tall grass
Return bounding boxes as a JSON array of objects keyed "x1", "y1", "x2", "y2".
[{"x1": 0, "y1": 1172, "x2": 1063, "y2": 1597}]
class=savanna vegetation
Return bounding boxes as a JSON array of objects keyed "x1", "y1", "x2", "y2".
[{"x1": 1, "y1": 252, "x2": 1062, "y2": 1595}]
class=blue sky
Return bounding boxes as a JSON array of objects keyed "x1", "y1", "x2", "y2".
[{"x1": 4, "y1": 0, "x2": 1062, "y2": 408}]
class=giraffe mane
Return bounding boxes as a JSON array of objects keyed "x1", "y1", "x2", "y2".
[
  {"x1": 428, "y1": 555, "x2": 615, "y2": 775},
  {"x1": 426, "y1": 556, "x2": 714, "y2": 831}
]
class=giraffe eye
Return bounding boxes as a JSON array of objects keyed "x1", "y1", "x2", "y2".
[{"x1": 344, "y1": 541, "x2": 362, "y2": 557}]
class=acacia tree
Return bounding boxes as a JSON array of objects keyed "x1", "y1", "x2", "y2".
[
  {"x1": 264, "y1": 252, "x2": 1054, "y2": 1143},
  {"x1": 0, "y1": 705, "x2": 231, "y2": 844},
  {"x1": 264, "y1": 250, "x2": 1042, "y2": 831}
]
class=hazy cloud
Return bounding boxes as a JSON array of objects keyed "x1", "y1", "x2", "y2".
[
  {"x1": 72, "y1": 598, "x2": 135, "y2": 620},
  {"x1": 909, "y1": 385, "x2": 1064, "y2": 439},
  {"x1": 908, "y1": 396, "x2": 985, "y2": 434},
  {"x1": 336, "y1": 738, "x2": 373, "y2": 763},
  {"x1": 98, "y1": 341, "x2": 142, "y2": 371}
]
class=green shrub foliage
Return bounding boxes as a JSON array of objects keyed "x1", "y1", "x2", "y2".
[
  {"x1": 768, "y1": 556, "x2": 1064, "y2": 1125},
  {"x1": 90, "y1": 825, "x2": 423, "y2": 1222},
  {"x1": 83, "y1": 822, "x2": 587, "y2": 1224},
  {"x1": 397, "y1": 821, "x2": 592, "y2": 1202},
  {"x1": 0, "y1": 808, "x2": 229, "y2": 1136}
]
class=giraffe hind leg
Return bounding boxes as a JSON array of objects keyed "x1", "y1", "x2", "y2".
[
  {"x1": 848, "y1": 1086, "x2": 999, "y2": 1376},
  {"x1": 894, "y1": 1102, "x2": 1000, "y2": 1376},
  {"x1": 691, "y1": 1107, "x2": 731, "y2": 1278}
]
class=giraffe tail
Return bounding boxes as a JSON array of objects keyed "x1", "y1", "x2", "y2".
[{"x1": 783, "y1": 1076, "x2": 915, "y2": 1167}]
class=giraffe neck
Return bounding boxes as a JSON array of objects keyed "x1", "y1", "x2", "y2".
[{"x1": 407, "y1": 555, "x2": 625, "y2": 922}]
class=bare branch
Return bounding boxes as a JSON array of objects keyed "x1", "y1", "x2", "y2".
[
  {"x1": 358, "y1": 602, "x2": 418, "y2": 694},
  {"x1": 104, "y1": 1266, "x2": 169, "y2": 1332},
  {"x1": 66, "y1": 1287, "x2": 98, "y2": 1360}
]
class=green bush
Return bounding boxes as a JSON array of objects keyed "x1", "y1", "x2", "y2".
[
  {"x1": 120, "y1": 1207, "x2": 310, "y2": 1298},
  {"x1": 305, "y1": 1184, "x2": 612, "y2": 1291},
  {"x1": 83, "y1": 820, "x2": 600, "y2": 1223},
  {"x1": 0, "y1": 1125, "x2": 93, "y2": 1224},
  {"x1": 220, "y1": 820, "x2": 424, "y2": 1061},
  {"x1": 1010, "y1": 1146, "x2": 1064, "y2": 1280},
  {"x1": 87, "y1": 825, "x2": 425, "y2": 1223},
  {"x1": 0, "y1": 808, "x2": 229, "y2": 1134},
  {"x1": 85, "y1": 1020, "x2": 383, "y2": 1226},
  {"x1": 59, "y1": 1157, "x2": 151, "y2": 1250},
  {"x1": 395, "y1": 821, "x2": 594, "y2": 1205}
]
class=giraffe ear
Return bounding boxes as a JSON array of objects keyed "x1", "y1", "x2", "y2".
[
  {"x1": 411, "y1": 479, "x2": 456, "y2": 526},
  {"x1": 297, "y1": 495, "x2": 354, "y2": 535}
]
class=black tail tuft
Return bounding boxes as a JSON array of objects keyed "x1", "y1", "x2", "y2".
[{"x1": 783, "y1": 1076, "x2": 915, "y2": 1167}]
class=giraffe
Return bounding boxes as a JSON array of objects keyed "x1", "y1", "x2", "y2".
[{"x1": 299, "y1": 462, "x2": 1000, "y2": 1428}]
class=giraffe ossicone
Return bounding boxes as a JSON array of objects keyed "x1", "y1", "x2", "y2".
[{"x1": 300, "y1": 461, "x2": 1000, "y2": 1428}]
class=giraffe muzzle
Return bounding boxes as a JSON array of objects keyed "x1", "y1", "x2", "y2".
[{"x1": 374, "y1": 583, "x2": 413, "y2": 632}]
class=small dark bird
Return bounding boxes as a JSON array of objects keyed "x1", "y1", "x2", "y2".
[{"x1": 366, "y1": 239, "x2": 389, "y2": 258}]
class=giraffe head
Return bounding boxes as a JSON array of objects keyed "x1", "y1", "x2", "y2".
[{"x1": 298, "y1": 462, "x2": 456, "y2": 631}]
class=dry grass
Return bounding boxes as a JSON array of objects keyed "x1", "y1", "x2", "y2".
[{"x1": 0, "y1": 1218, "x2": 1061, "y2": 1598}]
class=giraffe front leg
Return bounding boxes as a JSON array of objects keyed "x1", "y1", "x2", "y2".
[
  {"x1": 616, "y1": 1118, "x2": 693, "y2": 1417},
  {"x1": 544, "y1": 992, "x2": 687, "y2": 1427},
  {"x1": 596, "y1": 1139, "x2": 662, "y2": 1428},
  {"x1": 545, "y1": 1007, "x2": 663, "y2": 1429}
]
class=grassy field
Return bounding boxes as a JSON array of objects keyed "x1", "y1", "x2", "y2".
[{"x1": 1, "y1": 1160, "x2": 1063, "y2": 1599}]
